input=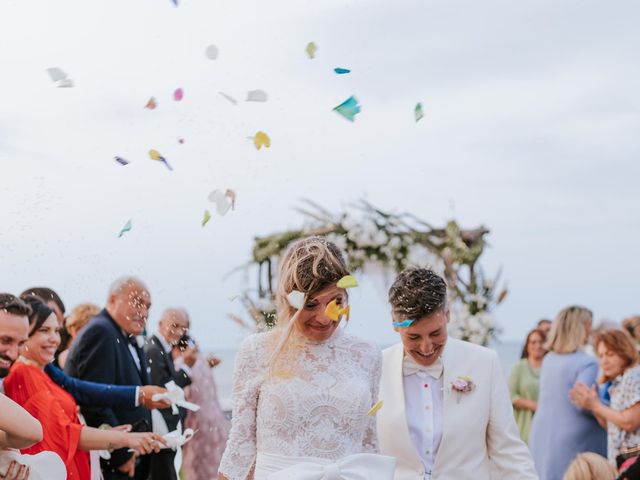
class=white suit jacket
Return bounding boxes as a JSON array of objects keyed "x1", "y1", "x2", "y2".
[{"x1": 377, "y1": 339, "x2": 538, "y2": 480}]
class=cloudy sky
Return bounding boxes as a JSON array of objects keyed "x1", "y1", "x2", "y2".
[{"x1": 1, "y1": 0, "x2": 639, "y2": 350}]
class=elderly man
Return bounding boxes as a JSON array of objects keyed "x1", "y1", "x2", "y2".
[
  {"x1": 145, "y1": 308, "x2": 197, "y2": 480},
  {"x1": 377, "y1": 268, "x2": 538, "y2": 480},
  {"x1": 66, "y1": 277, "x2": 157, "y2": 480}
]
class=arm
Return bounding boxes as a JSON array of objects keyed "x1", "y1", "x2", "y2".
[
  {"x1": 508, "y1": 362, "x2": 536, "y2": 412},
  {"x1": 0, "y1": 394, "x2": 42, "y2": 449},
  {"x1": 571, "y1": 383, "x2": 640, "y2": 432},
  {"x1": 362, "y1": 348, "x2": 382, "y2": 453},
  {"x1": 485, "y1": 352, "x2": 538, "y2": 480},
  {"x1": 218, "y1": 335, "x2": 261, "y2": 480},
  {"x1": 78, "y1": 426, "x2": 165, "y2": 455}
]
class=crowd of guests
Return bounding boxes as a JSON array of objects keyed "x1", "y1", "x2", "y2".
[
  {"x1": 0, "y1": 281, "x2": 229, "y2": 480},
  {"x1": 508, "y1": 310, "x2": 640, "y2": 480}
]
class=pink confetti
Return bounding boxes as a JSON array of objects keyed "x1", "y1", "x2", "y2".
[
  {"x1": 178, "y1": 138, "x2": 185, "y2": 144},
  {"x1": 174, "y1": 88, "x2": 184, "y2": 101}
]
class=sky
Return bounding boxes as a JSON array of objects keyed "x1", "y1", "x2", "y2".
[{"x1": 1, "y1": 0, "x2": 639, "y2": 350}]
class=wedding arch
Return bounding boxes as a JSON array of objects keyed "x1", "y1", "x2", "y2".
[{"x1": 230, "y1": 200, "x2": 506, "y2": 346}]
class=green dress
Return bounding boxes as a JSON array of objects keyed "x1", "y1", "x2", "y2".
[{"x1": 508, "y1": 358, "x2": 540, "y2": 444}]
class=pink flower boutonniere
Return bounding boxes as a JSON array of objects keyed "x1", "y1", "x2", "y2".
[{"x1": 450, "y1": 376, "x2": 475, "y2": 403}]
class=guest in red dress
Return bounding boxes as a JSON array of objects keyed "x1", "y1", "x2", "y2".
[{"x1": 4, "y1": 296, "x2": 165, "y2": 480}]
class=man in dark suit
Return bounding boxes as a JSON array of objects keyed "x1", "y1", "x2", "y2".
[
  {"x1": 145, "y1": 308, "x2": 197, "y2": 480},
  {"x1": 66, "y1": 277, "x2": 155, "y2": 480}
]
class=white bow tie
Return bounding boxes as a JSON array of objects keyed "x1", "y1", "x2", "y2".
[
  {"x1": 403, "y1": 354, "x2": 443, "y2": 379},
  {"x1": 267, "y1": 453, "x2": 396, "y2": 480}
]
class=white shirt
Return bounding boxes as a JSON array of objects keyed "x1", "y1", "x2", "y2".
[{"x1": 403, "y1": 355, "x2": 444, "y2": 479}]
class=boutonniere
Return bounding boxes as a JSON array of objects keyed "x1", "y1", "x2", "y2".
[{"x1": 450, "y1": 376, "x2": 475, "y2": 403}]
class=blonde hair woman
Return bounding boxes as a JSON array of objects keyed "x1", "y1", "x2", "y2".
[
  {"x1": 529, "y1": 306, "x2": 607, "y2": 480},
  {"x1": 562, "y1": 452, "x2": 617, "y2": 480},
  {"x1": 57, "y1": 303, "x2": 100, "y2": 369},
  {"x1": 218, "y1": 237, "x2": 395, "y2": 480}
]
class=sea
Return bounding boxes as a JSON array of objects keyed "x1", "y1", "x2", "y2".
[{"x1": 208, "y1": 340, "x2": 523, "y2": 412}]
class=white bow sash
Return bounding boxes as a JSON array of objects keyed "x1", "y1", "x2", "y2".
[
  {"x1": 265, "y1": 453, "x2": 396, "y2": 480},
  {"x1": 151, "y1": 381, "x2": 200, "y2": 415}
]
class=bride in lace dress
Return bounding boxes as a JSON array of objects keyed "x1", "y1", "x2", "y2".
[{"x1": 218, "y1": 237, "x2": 395, "y2": 480}]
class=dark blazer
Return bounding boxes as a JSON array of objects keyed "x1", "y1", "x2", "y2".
[
  {"x1": 45, "y1": 363, "x2": 136, "y2": 408},
  {"x1": 65, "y1": 309, "x2": 151, "y2": 472},
  {"x1": 144, "y1": 334, "x2": 192, "y2": 432}
]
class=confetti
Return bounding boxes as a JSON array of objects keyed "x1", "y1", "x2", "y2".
[
  {"x1": 246, "y1": 90, "x2": 268, "y2": 102},
  {"x1": 497, "y1": 288, "x2": 509, "y2": 305},
  {"x1": 305, "y1": 42, "x2": 317, "y2": 59},
  {"x1": 253, "y1": 131, "x2": 271, "y2": 150},
  {"x1": 287, "y1": 291, "x2": 305, "y2": 310},
  {"x1": 118, "y1": 219, "x2": 132, "y2": 238},
  {"x1": 208, "y1": 190, "x2": 232, "y2": 215},
  {"x1": 225, "y1": 189, "x2": 237, "y2": 210},
  {"x1": 114, "y1": 156, "x2": 130, "y2": 166},
  {"x1": 202, "y1": 210, "x2": 212, "y2": 227},
  {"x1": 334, "y1": 68, "x2": 351, "y2": 74},
  {"x1": 174, "y1": 88, "x2": 184, "y2": 101},
  {"x1": 367, "y1": 400, "x2": 384, "y2": 416},
  {"x1": 148, "y1": 149, "x2": 173, "y2": 171},
  {"x1": 324, "y1": 299, "x2": 350, "y2": 322},
  {"x1": 393, "y1": 319, "x2": 414, "y2": 328},
  {"x1": 178, "y1": 138, "x2": 185, "y2": 144},
  {"x1": 46, "y1": 67, "x2": 73, "y2": 88},
  {"x1": 415, "y1": 102, "x2": 424, "y2": 123},
  {"x1": 218, "y1": 92, "x2": 238, "y2": 105},
  {"x1": 145, "y1": 97, "x2": 157, "y2": 109},
  {"x1": 336, "y1": 275, "x2": 358, "y2": 289},
  {"x1": 333, "y1": 95, "x2": 360, "y2": 122},
  {"x1": 205, "y1": 45, "x2": 219, "y2": 60}
]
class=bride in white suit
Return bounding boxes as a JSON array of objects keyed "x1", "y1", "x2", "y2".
[
  {"x1": 376, "y1": 268, "x2": 538, "y2": 480},
  {"x1": 218, "y1": 237, "x2": 395, "y2": 480}
]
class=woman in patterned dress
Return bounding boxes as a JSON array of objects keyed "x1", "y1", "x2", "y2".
[
  {"x1": 218, "y1": 237, "x2": 395, "y2": 480},
  {"x1": 570, "y1": 329, "x2": 640, "y2": 466}
]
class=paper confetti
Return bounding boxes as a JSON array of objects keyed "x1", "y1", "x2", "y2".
[
  {"x1": 253, "y1": 131, "x2": 271, "y2": 150},
  {"x1": 208, "y1": 190, "x2": 232, "y2": 215},
  {"x1": 174, "y1": 88, "x2": 184, "y2": 101},
  {"x1": 178, "y1": 138, "x2": 185, "y2": 144},
  {"x1": 324, "y1": 300, "x2": 350, "y2": 322},
  {"x1": 148, "y1": 149, "x2": 173, "y2": 171},
  {"x1": 118, "y1": 220, "x2": 132, "y2": 238},
  {"x1": 46, "y1": 68, "x2": 73, "y2": 88},
  {"x1": 393, "y1": 319, "x2": 414, "y2": 328},
  {"x1": 114, "y1": 156, "x2": 130, "y2": 166},
  {"x1": 287, "y1": 291, "x2": 305, "y2": 310},
  {"x1": 367, "y1": 400, "x2": 384, "y2": 416},
  {"x1": 334, "y1": 68, "x2": 351, "y2": 74},
  {"x1": 202, "y1": 210, "x2": 212, "y2": 227},
  {"x1": 336, "y1": 275, "x2": 358, "y2": 289},
  {"x1": 205, "y1": 45, "x2": 219, "y2": 60},
  {"x1": 333, "y1": 96, "x2": 360, "y2": 122},
  {"x1": 171, "y1": 0, "x2": 178, "y2": 6},
  {"x1": 225, "y1": 189, "x2": 237, "y2": 210},
  {"x1": 246, "y1": 90, "x2": 268, "y2": 102},
  {"x1": 218, "y1": 92, "x2": 238, "y2": 105},
  {"x1": 145, "y1": 97, "x2": 157, "y2": 109},
  {"x1": 415, "y1": 102, "x2": 424, "y2": 123},
  {"x1": 305, "y1": 42, "x2": 318, "y2": 59}
]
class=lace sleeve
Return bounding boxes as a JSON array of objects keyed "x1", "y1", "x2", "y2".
[
  {"x1": 362, "y1": 347, "x2": 382, "y2": 453},
  {"x1": 218, "y1": 334, "x2": 264, "y2": 480}
]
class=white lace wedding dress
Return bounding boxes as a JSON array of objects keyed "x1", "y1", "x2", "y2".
[{"x1": 218, "y1": 328, "x2": 395, "y2": 480}]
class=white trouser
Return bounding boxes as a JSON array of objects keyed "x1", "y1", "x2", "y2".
[{"x1": 254, "y1": 451, "x2": 396, "y2": 480}]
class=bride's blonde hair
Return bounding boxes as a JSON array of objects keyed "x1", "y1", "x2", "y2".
[{"x1": 269, "y1": 236, "x2": 350, "y2": 369}]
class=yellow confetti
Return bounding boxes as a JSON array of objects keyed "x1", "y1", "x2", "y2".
[
  {"x1": 148, "y1": 149, "x2": 161, "y2": 161},
  {"x1": 336, "y1": 275, "x2": 358, "y2": 289},
  {"x1": 202, "y1": 210, "x2": 212, "y2": 227},
  {"x1": 367, "y1": 400, "x2": 384, "y2": 416},
  {"x1": 324, "y1": 299, "x2": 350, "y2": 322},
  {"x1": 254, "y1": 131, "x2": 271, "y2": 150},
  {"x1": 306, "y1": 42, "x2": 317, "y2": 59}
]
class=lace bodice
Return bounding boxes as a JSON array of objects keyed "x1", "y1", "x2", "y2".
[{"x1": 218, "y1": 328, "x2": 382, "y2": 480}]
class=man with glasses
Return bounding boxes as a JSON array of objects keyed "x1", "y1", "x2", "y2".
[{"x1": 145, "y1": 308, "x2": 197, "y2": 480}]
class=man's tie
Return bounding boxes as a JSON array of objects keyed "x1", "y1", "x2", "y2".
[{"x1": 402, "y1": 354, "x2": 443, "y2": 378}]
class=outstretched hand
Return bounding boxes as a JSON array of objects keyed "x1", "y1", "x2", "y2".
[{"x1": 139, "y1": 386, "x2": 171, "y2": 410}]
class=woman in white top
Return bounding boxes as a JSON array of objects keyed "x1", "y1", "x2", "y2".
[{"x1": 218, "y1": 237, "x2": 395, "y2": 480}]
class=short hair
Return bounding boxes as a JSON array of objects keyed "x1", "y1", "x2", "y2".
[
  {"x1": 20, "y1": 295, "x2": 56, "y2": 336},
  {"x1": 65, "y1": 303, "x2": 100, "y2": 335},
  {"x1": 545, "y1": 306, "x2": 593, "y2": 354},
  {"x1": 537, "y1": 319, "x2": 552, "y2": 326},
  {"x1": 0, "y1": 293, "x2": 32, "y2": 317},
  {"x1": 622, "y1": 315, "x2": 640, "y2": 339},
  {"x1": 388, "y1": 268, "x2": 448, "y2": 322},
  {"x1": 20, "y1": 287, "x2": 65, "y2": 314},
  {"x1": 521, "y1": 328, "x2": 547, "y2": 359},
  {"x1": 595, "y1": 329, "x2": 640, "y2": 382},
  {"x1": 562, "y1": 452, "x2": 616, "y2": 480},
  {"x1": 108, "y1": 276, "x2": 148, "y2": 298}
]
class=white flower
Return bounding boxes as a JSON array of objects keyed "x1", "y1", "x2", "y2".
[{"x1": 389, "y1": 236, "x2": 401, "y2": 248}]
